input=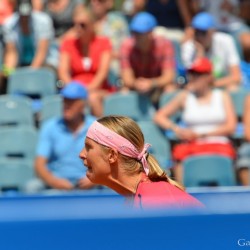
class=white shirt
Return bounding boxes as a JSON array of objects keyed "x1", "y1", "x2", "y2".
[
  {"x1": 182, "y1": 89, "x2": 229, "y2": 143},
  {"x1": 181, "y1": 31, "x2": 240, "y2": 78}
]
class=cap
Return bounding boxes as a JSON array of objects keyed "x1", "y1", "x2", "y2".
[
  {"x1": 130, "y1": 12, "x2": 157, "y2": 34},
  {"x1": 192, "y1": 12, "x2": 216, "y2": 31},
  {"x1": 187, "y1": 57, "x2": 213, "y2": 74},
  {"x1": 60, "y1": 81, "x2": 88, "y2": 100}
]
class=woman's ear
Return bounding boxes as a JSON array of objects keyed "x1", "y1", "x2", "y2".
[{"x1": 108, "y1": 148, "x2": 118, "y2": 164}]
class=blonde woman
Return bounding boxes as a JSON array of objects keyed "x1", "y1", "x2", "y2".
[{"x1": 79, "y1": 115, "x2": 202, "y2": 209}]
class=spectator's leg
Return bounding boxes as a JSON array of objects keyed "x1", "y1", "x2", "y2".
[
  {"x1": 238, "y1": 167, "x2": 250, "y2": 186},
  {"x1": 88, "y1": 90, "x2": 108, "y2": 117},
  {"x1": 172, "y1": 162, "x2": 183, "y2": 185},
  {"x1": 240, "y1": 32, "x2": 250, "y2": 62}
]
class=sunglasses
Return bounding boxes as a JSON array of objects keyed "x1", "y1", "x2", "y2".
[
  {"x1": 74, "y1": 22, "x2": 88, "y2": 29},
  {"x1": 194, "y1": 29, "x2": 208, "y2": 36}
]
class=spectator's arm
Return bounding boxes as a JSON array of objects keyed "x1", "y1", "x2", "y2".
[
  {"x1": 213, "y1": 64, "x2": 241, "y2": 90},
  {"x1": 87, "y1": 50, "x2": 112, "y2": 91},
  {"x1": 153, "y1": 91, "x2": 186, "y2": 131},
  {"x1": 30, "y1": 39, "x2": 49, "y2": 68},
  {"x1": 35, "y1": 156, "x2": 73, "y2": 190},
  {"x1": 201, "y1": 91, "x2": 237, "y2": 137},
  {"x1": 154, "y1": 39, "x2": 176, "y2": 88},
  {"x1": 177, "y1": 0, "x2": 194, "y2": 27},
  {"x1": 4, "y1": 42, "x2": 18, "y2": 69},
  {"x1": 243, "y1": 95, "x2": 250, "y2": 141},
  {"x1": 152, "y1": 68, "x2": 175, "y2": 88},
  {"x1": 58, "y1": 51, "x2": 72, "y2": 84},
  {"x1": 121, "y1": 67, "x2": 136, "y2": 89}
]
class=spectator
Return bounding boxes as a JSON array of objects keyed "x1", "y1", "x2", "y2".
[
  {"x1": 3, "y1": 0, "x2": 54, "y2": 69},
  {"x1": 33, "y1": 82, "x2": 96, "y2": 191},
  {"x1": 154, "y1": 57, "x2": 236, "y2": 183},
  {"x1": 236, "y1": 94, "x2": 250, "y2": 185},
  {"x1": 79, "y1": 115, "x2": 203, "y2": 209},
  {"x1": 58, "y1": 8, "x2": 113, "y2": 117},
  {"x1": 120, "y1": 11, "x2": 176, "y2": 108},
  {"x1": 33, "y1": 0, "x2": 86, "y2": 69},
  {"x1": 0, "y1": 0, "x2": 54, "y2": 94},
  {"x1": 0, "y1": 0, "x2": 16, "y2": 93},
  {"x1": 122, "y1": 0, "x2": 195, "y2": 42},
  {"x1": 181, "y1": 12, "x2": 242, "y2": 91},
  {"x1": 192, "y1": 0, "x2": 250, "y2": 62},
  {"x1": 89, "y1": 0, "x2": 130, "y2": 86}
]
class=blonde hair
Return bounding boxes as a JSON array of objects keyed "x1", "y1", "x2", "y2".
[{"x1": 98, "y1": 115, "x2": 184, "y2": 190}]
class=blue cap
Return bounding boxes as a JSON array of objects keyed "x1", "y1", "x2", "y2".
[
  {"x1": 192, "y1": 12, "x2": 216, "y2": 31},
  {"x1": 60, "y1": 81, "x2": 88, "y2": 100},
  {"x1": 130, "y1": 12, "x2": 157, "y2": 33}
]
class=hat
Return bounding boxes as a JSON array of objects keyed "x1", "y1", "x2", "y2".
[
  {"x1": 192, "y1": 12, "x2": 216, "y2": 31},
  {"x1": 187, "y1": 57, "x2": 213, "y2": 74},
  {"x1": 60, "y1": 81, "x2": 88, "y2": 100},
  {"x1": 130, "y1": 12, "x2": 157, "y2": 33}
]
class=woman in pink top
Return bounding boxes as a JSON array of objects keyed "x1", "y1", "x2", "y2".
[{"x1": 79, "y1": 115, "x2": 202, "y2": 210}]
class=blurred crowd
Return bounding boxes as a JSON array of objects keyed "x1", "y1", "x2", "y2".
[{"x1": 1, "y1": 0, "x2": 250, "y2": 192}]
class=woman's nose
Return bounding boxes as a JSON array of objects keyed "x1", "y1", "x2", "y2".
[{"x1": 79, "y1": 148, "x2": 86, "y2": 160}]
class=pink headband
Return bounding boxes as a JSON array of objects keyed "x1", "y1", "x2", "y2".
[{"x1": 86, "y1": 121, "x2": 151, "y2": 175}]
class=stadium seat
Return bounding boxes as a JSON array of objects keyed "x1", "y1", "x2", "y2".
[
  {"x1": 0, "y1": 159, "x2": 34, "y2": 191},
  {"x1": 103, "y1": 91, "x2": 155, "y2": 121},
  {"x1": 0, "y1": 126, "x2": 38, "y2": 160},
  {"x1": 40, "y1": 95, "x2": 62, "y2": 124},
  {"x1": 7, "y1": 67, "x2": 57, "y2": 98},
  {"x1": 137, "y1": 120, "x2": 172, "y2": 170},
  {"x1": 0, "y1": 95, "x2": 34, "y2": 127},
  {"x1": 183, "y1": 154, "x2": 236, "y2": 187}
]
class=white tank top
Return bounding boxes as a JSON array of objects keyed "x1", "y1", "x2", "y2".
[{"x1": 182, "y1": 89, "x2": 229, "y2": 143}]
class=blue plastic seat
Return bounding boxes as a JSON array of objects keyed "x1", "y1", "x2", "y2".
[
  {"x1": 0, "y1": 95, "x2": 34, "y2": 127},
  {"x1": 40, "y1": 95, "x2": 62, "y2": 124},
  {"x1": 183, "y1": 154, "x2": 236, "y2": 187},
  {"x1": 7, "y1": 67, "x2": 57, "y2": 99},
  {"x1": 137, "y1": 120, "x2": 172, "y2": 170},
  {"x1": 0, "y1": 159, "x2": 34, "y2": 191},
  {"x1": 103, "y1": 91, "x2": 155, "y2": 121},
  {"x1": 0, "y1": 126, "x2": 38, "y2": 160}
]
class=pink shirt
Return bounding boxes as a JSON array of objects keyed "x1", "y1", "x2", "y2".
[{"x1": 134, "y1": 175, "x2": 203, "y2": 209}]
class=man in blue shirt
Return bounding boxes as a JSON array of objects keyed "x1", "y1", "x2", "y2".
[{"x1": 35, "y1": 82, "x2": 96, "y2": 190}]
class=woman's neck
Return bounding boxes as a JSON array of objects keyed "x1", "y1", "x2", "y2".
[{"x1": 106, "y1": 172, "x2": 142, "y2": 197}]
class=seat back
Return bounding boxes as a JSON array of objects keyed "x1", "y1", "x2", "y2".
[
  {"x1": 0, "y1": 126, "x2": 38, "y2": 160},
  {"x1": 137, "y1": 121, "x2": 172, "y2": 169},
  {"x1": 7, "y1": 67, "x2": 57, "y2": 98},
  {"x1": 230, "y1": 88, "x2": 249, "y2": 119},
  {"x1": 0, "y1": 159, "x2": 34, "y2": 191},
  {"x1": 0, "y1": 95, "x2": 34, "y2": 127},
  {"x1": 103, "y1": 91, "x2": 155, "y2": 121},
  {"x1": 183, "y1": 154, "x2": 236, "y2": 187},
  {"x1": 40, "y1": 95, "x2": 62, "y2": 124}
]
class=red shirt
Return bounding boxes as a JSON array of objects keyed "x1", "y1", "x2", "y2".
[
  {"x1": 134, "y1": 174, "x2": 203, "y2": 209},
  {"x1": 61, "y1": 36, "x2": 112, "y2": 89},
  {"x1": 120, "y1": 35, "x2": 175, "y2": 78}
]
